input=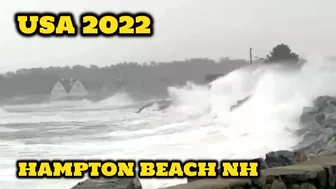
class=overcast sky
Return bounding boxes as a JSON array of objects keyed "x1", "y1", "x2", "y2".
[{"x1": 0, "y1": 0, "x2": 335, "y2": 72}]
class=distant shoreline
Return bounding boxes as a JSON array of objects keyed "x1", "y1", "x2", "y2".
[{"x1": 0, "y1": 58, "x2": 249, "y2": 103}]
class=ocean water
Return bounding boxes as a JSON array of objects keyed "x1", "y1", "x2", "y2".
[{"x1": 1, "y1": 58, "x2": 336, "y2": 189}]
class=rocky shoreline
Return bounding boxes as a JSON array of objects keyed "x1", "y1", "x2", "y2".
[{"x1": 70, "y1": 95, "x2": 336, "y2": 189}]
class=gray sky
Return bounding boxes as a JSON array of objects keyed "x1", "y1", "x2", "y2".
[{"x1": 0, "y1": 0, "x2": 335, "y2": 72}]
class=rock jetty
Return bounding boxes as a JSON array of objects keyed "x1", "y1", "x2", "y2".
[{"x1": 166, "y1": 154, "x2": 336, "y2": 189}]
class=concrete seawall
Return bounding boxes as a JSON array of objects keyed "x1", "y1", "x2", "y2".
[{"x1": 161, "y1": 155, "x2": 336, "y2": 189}]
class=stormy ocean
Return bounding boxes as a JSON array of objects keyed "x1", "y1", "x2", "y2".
[{"x1": 1, "y1": 58, "x2": 336, "y2": 189}]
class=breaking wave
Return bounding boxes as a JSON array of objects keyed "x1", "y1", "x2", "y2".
[
  {"x1": 92, "y1": 92, "x2": 136, "y2": 108},
  {"x1": 153, "y1": 57, "x2": 336, "y2": 157},
  {"x1": 2, "y1": 56, "x2": 336, "y2": 189}
]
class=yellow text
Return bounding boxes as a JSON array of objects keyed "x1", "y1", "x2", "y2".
[
  {"x1": 14, "y1": 13, "x2": 77, "y2": 36},
  {"x1": 16, "y1": 160, "x2": 135, "y2": 178}
]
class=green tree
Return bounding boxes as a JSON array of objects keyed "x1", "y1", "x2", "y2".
[{"x1": 265, "y1": 44, "x2": 299, "y2": 63}]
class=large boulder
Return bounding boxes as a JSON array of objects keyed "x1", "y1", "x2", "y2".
[
  {"x1": 296, "y1": 95, "x2": 336, "y2": 156},
  {"x1": 70, "y1": 178, "x2": 142, "y2": 189},
  {"x1": 265, "y1": 150, "x2": 307, "y2": 168},
  {"x1": 313, "y1": 96, "x2": 336, "y2": 108}
]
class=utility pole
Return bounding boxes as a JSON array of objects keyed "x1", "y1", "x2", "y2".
[{"x1": 249, "y1": 48, "x2": 253, "y2": 64}]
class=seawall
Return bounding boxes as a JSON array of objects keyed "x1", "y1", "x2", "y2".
[{"x1": 161, "y1": 154, "x2": 336, "y2": 189}]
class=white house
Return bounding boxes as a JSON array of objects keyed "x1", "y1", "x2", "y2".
[
  {"x1": 68, "y1": 79, "x2": 88, "y2": 97},
  {"x1": 50, "y1": 78, "x2": 88, "y2": 100}
]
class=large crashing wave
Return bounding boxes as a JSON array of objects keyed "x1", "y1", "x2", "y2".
[
  {"x1": 167, "y1": 57, "x2": 336, "y2": 117},
  {"x1": 142, "y1": 57, "x2": 336, "y2": 156},
  {"x1": 166, "y1": 63, "x2": 299, "y2": 115},
  {"x1": 2, "y1": 57, "x2": 336, "y2": 189}
]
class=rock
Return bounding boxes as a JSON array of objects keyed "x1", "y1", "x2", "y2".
[
  {"x1": 302, "y1": 130, "x2": 322, "y2": 141},
  {"x1": 296, "y1": 95, "x2": 336, "y2": 156},
  {"x1": 70, "y1": 177, "x2": 142, "y2": 189},
  {"x1": 316, "y1": 167, "x2": 328, "y2": 189},
  {"x1": 314, "y1": 96, "x2": 332, "y2": 108},
  {"x1": 299, "y1": 183, "x2": 316, "y2": 189},
  {"x1": 288, "y1": 184, "x2": 300, "y2": 189},
  {"x1": 187, "y1": 177, "x2": 201, "y2": 184},
  {"x1": 255, "y1": 157, "x2": 268, "y2": 169},
  {"x1": 186, "y1": 166, "x2": 221, "y2": 183},
  {"x1": 325, "y1": 164, "x2": 336, "y2": 187},
  {"x1": 163, "y1": 155, "x2": 336, "y2": 189},
  {"x1": 265, "y1": 150, "x2": 303, "y2": 168},
  {"x1": 314, "y1": 113, "x2": 325, "y2": 125},
  {"x1": 321, "y1": 103, "x2": 336, "y2": 115},
  {"x1": 300, "y1": 107, "x2": 319, "y2": 123},
  {"x1": 165, "y1": 178, "x2": 252, "y2": 189},
  {"x1": 295, "y1": 138, "x2": 326, "y2": 156},
  {"x1": 263, "y1": 184, "x2": 272, "y2": 189},
  {"x1": 299, "y1": 108, "x2": 321, "y2": 130},
  {"x1": 302, "y1": 107, "x2": 319, "y2": 114},
  {"x1": 314, "y1": 96, "x2": 336, "y2": 114},
  {"x1": 319, "y1": 137, "x2": 336, "y2": 156},
  {"x1": 270, "y1": 180, "x2": 287, "y2": 189},
  {"x1": 324, "y1": 113, "x2": 336, "y2": 127}
]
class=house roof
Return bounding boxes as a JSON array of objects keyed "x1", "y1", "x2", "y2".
[
  {"x1": 54, "y1": 78, "x2": 110, "y2": 93},
  {"x1": 58, "y1": 78, "x2": 78, "y2": 93}
]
